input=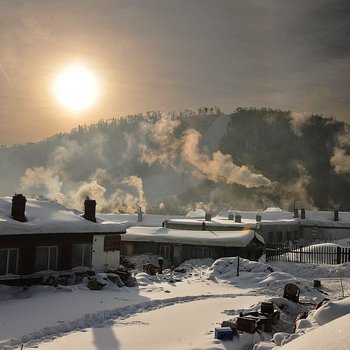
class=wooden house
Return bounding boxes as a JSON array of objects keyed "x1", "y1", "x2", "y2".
[
  {"x1": 121, "y1": 226, "x2": 265, "y2": 266},
  {"x1": 0, "y1": 195, "x2": 126, "y2": 285}
]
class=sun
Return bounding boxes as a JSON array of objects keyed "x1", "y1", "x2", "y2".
[{"x1": 52, "y1": 64, "x2": 99, "y2": 112}]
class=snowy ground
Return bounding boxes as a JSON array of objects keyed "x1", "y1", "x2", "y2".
[{"x1": 1, "y1": 258, "x2": 350, "y2": 350}]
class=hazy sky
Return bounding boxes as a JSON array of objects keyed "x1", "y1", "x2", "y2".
[{"x1": 0, "y1": 0, "x2": 349, "y2": 145}]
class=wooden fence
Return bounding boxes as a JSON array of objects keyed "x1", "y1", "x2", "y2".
[{"x1": 266, "y1": 244, "x2": 350, "y2": 265}]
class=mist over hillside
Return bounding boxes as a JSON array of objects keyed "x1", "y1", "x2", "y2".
[{"x1": 1, "y1": 107, "x2": 349, "y2": 214}]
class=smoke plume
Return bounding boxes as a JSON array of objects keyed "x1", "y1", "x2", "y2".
[
  {"x1": 267, "y1": 164, "x2": 316, "y2": 209},
  {"x1": 19, "y1": 135, "x2": 148, "y2": 213},
  {"x1": 122, "y1": 175, "x2": 147, "y2": 211},
  {"x1": 20, "y1": 166, "x2": 65, "y2": 204},
  {"x1": 330, "y1": 148, "x2": 350, "y2": 174},
  {"x1": 182, "y1": 129, "x2": 271, "y2": 188},
  {"x1": 139, "y1": 115, "x2": 181, "y2": 168},
  {"x1": 289, "y1": 112, "x2": 312, "y2": 137}
]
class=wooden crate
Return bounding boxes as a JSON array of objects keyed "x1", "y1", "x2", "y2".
[{"x1": 236, "y1": 317, "x2": 256, "y2": 334}]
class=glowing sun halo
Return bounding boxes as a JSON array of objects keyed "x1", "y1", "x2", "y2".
[{"x1": 52, "y1": 64, "x2": 99, "y2": 112}]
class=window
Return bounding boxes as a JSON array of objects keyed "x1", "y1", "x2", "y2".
[
  {"x1": 193, "y1": 246, "x2": 210, "y2": 259},
  {"x1": 277, "y1": 231, "x2": 283, "y2": 243},
  {"x1": 267, "y1": 232, "x2": 274, "y2": 243},
  {"x1": 286, "y1": 231, "x2": 291, "y2": 241},
  {"x1": 0, "y1": 248, "x2": 18, "y2": 275},
  {"x1": 72, "y1": 244, "x2": 92, "y2": 268},
  {"x1": 294, "y1": 230, "x2": 299, "y2": 241},
  {"x1": 36, "y1": 246, "x2": 58, "y2": 271},
  {"x1": 159, "y1": 245, "x2": 171, "y2": 260}
]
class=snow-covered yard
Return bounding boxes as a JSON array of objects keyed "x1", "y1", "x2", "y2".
[{"x1": 1, "y1": 258, "x2": 350, "y2": 350}]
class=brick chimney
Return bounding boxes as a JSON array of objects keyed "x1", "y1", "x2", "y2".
[
  {"x1": 334, "y1": 210, "x2": 339, "y2": 221},
  {"x1": 293, "y1": 209, "x2": 299, "y2": 218},
  {"x1": 301, "y1": 208, "x2": 305, "y2": 219},
  {"x1": 205, "y1": 213, "x2": 212, "y2": 221},
  {"x1": 11, "y1": 194, "x2": 27, "y2": 222},
  {"x1": 228, "y1": 213, "x2": 234, "y2": 220},
  {"x1": 235, "y1": 213, "x2": 241, "y2": 223},
  {"x1": 256, "y1": 213, "x2": 262, "y2": 222},
  {"x1": 84, "y1": 197, "x2": 96, "y2": 222},
  {"x1": 137, "y1": 207, "x2": 143, "y2": 222}
]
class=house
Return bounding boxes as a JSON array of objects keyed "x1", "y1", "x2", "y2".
[
  {"x1": 0, "y1": 195, "x2": 126, "y2": 285},
  {"x1": 299, "y1": 210, "x2": 350, "y2": 244},
  {"x1": 209, "y1": 208, "x2": 350, "y2": 245},
  {"x1": 120, "y1": 226, "x2": 265, "y2": 266},
  {"x1": 165, "y1": 208, "x2": 300, "y2": 245},
  {"x1": 97, "y1": 210, "x2": 264, "y2": 265}
]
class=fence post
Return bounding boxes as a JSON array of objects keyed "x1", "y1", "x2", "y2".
[
  {"x1": 337, "y1": 247, "x2": 341, "y2": 264},
  {"x1": 299, "y1": 245, "x2": 303, "y2": 263}
]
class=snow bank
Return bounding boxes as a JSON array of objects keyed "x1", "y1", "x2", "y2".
[
  {"x1": 207, "y1": 258, "x2": 323, "y2": 305},
  {"x1": 313, "y1": 296, "x2": 350, "y2": 325},
  {"x1": 300, "y1": 243, "x2": 340, "y2": 252},
  {"x1": 208, "y1": 257, "x2": 274, "y2": 278},
  {"x1": 275, "y1": 312, "x2": 350, "y2": 349},
  {"x1": 178, "y1": 258, "x2": 214, "y2": 271},
  {"x1": 270, "y1": 260, "x2": 350, "y2": 278}
]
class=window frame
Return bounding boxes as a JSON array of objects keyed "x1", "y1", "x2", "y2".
[
  {"x1": 0, "y1": 248, "x2": 19, "y2": 275},
  {"x1": 35, "y1": 245, "x2": 58, "y2": 272},
  {"x1": 277, "y1": 231, "x2": 283, "y2": 243},
  {"x1": 267, "y1": 231, "x2": 274, "y2": 243},
  {"x1": 159, "y1": 244, "x2": 171, "y2": 260},
  {"x1": 72, "y1": 243, "x2": 92, "y2": 268},
  {"x1": 192, "y1": 246, "x2": 211, "y2": 259}
]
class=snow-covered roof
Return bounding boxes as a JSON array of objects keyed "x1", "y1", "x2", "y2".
[
  {"x1": 165, "y1": 208, "x2": 299, "y2": 229},
  {"x1": 214, "y1": 208, "x2": 299, "y2": 226},
  {"x1": 301, "y1": 210, "x2": 350, "y2": 228},
  {"x1": 186, "y1": 208, "x2": 205, "y2": 218},
  {"x1": 169, "y1": 208, "x2": 350, "y2": 229},
  {"x1": 0, "y1": 197, "x2": 126, "y2": 235},
  {"x1": 98, "y1": 208, "x2": 350, "y2": 232},
  {"x1": 123, "y1": 226, "x2": 264, "y2": 247},
  {"x1": 97, "y1": 213, "x2": 186, "y2": 228}
]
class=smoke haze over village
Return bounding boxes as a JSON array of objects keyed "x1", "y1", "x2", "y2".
[
  {"x1": 0, "y1": 1, "x2": 350, "y2": 212},
  {"x1": 0, "y1": 108, "x2": 346, "y2": 214}
]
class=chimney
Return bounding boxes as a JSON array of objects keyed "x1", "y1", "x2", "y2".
[
  {"x1": 11, "y1": 194, "x2": 27, "y2": 222},
  {"x1": 205, "y1": 213, "x2": 212, "y2": 221},
  {"x1": 235, "y1": 213, "x2": 241, "y2": 223},
  {"x1": 137, "y1": 207, "x2": 143, "y2": 222},
  {"x1": 84, "y1": 197, "x2": 96, "y2": 222},
  {"x1": 228, "y1": 213, "x2": 234, "y2": 220},
  {"x1": 334, "y1": 210, "x2": 339, "y2": 221},
  {"x1": 301, "y1": 208, "x2": 305, "y2": 219},
  {"x1": 293, "y1": 209, "x2": 299, "y2": 218},
  {"x1": 256, "y1": 214, "x2": 262, "y2": 222}
]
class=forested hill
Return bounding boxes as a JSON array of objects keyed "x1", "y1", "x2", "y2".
[{"x1": 0, "y1": 108, "x2": 349, "y2": 213}]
